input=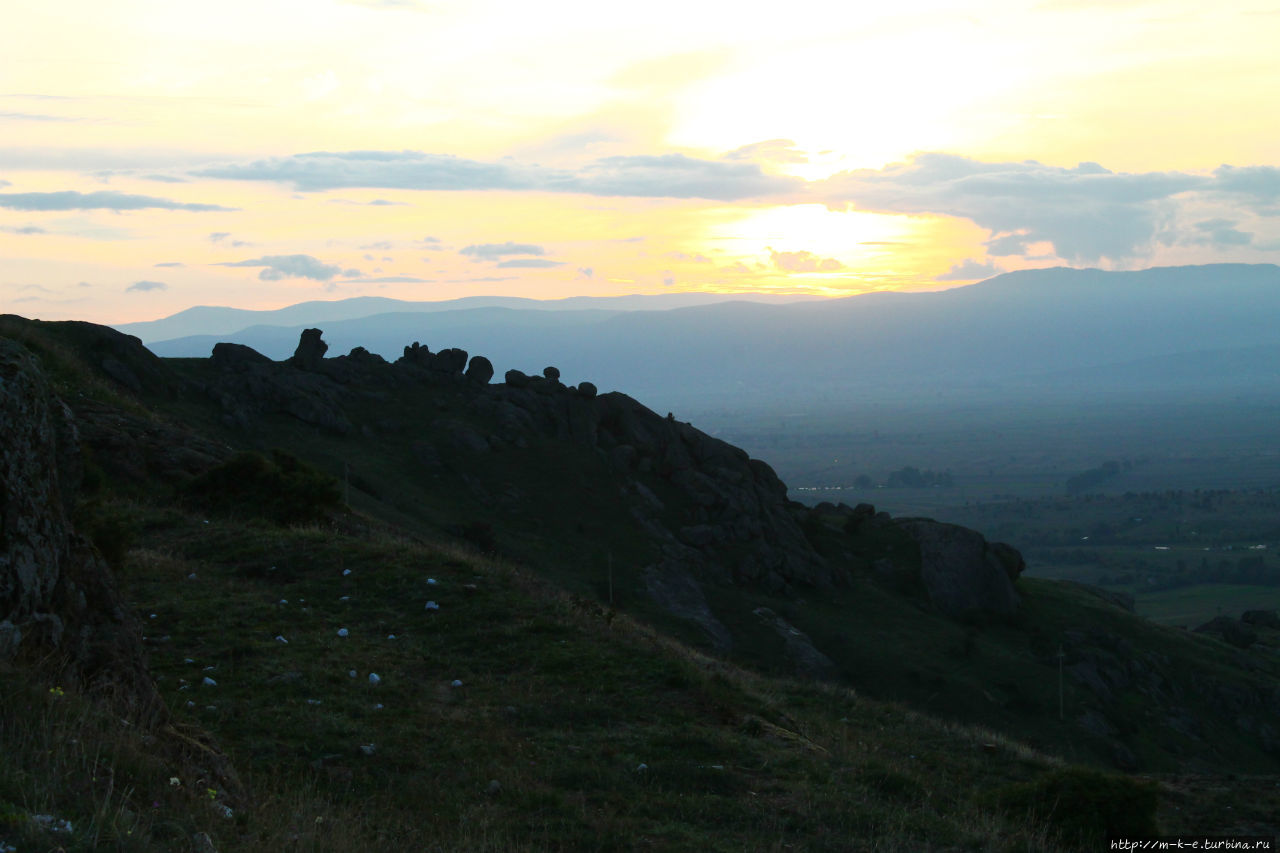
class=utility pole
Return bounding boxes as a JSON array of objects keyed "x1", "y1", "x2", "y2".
[{"x1": 1057, "y1": 643, "x2": 1065, "y2": 721}]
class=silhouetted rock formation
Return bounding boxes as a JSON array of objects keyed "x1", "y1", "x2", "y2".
[{"x1": 0, "y1": 338, "x2": 160, "y2": 714}]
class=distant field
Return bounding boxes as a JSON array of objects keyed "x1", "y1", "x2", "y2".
[
  {"x1": 689, "y1": 398, "x2": 1280, "y2": 516},
  {"x1": 1134, "y1": 584, "x2": 1280, "y2": 627}
]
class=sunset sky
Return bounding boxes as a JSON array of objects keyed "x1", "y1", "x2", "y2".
[{"x1": 3, "y1": 0, "x2": 1279, "y2": 324}]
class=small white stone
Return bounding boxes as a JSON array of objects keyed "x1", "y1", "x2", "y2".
[
  {"x1": 387, "y1": 634, "x2": 396, "y2": 640},
  {"x1": 368, "y1": 673, "x2": 381, "y2": 685},
  {"x1": 451, "y1": 679, "x2": 463, "y2": 688},
  {"x1": 279, "y1": 599, "x2": 288, "y2": 605},
  {"x1": 425, "y1": 601, "x2": 439, "y2": 611},
  {"x1": 187, "y1": 573, "x2": 197, "y2": 580},
  {"x1": 306, "y1": 699, "x2": 322, "y2": 705},
  {"x1": 348, "y1": 670, "x2": 357, "y2": 678},
  {"x1": 149, "y1": 613, "x2": 157, "y2": 619},
  {"x1": 339, "y1": 595, "x2": 350, "y2": 601},
  {"x1": 185, "y1": 700, "x2": 195, "y2": 707},
  {"x1": 359, "y1": 744, "x2": 376, "y2": 756},
  {"x1": 184, "y1": 658, "x2": 194, "y2": 663},
  {"x1": 337, "y1": 628, "x2": 349, "y2": 637},
  {"x1": 342, "y1": 568, "x2": 351, "y2": 576},
  {"x1": 374, "y1": 703, "x2": 384, "y2": 710},
  {"x1": 202, "y1": 676, "x2": 217, "y2": 687},
  {"x1": 427, "y1": 578, "x2": 437, "y2": 585},
  {"x1": 275, "y1": 635, "x2": 288, "y2": 644},
  {"x1": 636, "y1": 763, "x2": 648, "y2": 772}
]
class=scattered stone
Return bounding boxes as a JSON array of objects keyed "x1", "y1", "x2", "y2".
[
  {"x1": 337, "y1": 628, "x2": 349, "y2": 637},
  {"x1": 359, "y1": 744, "x2": 376, "y2": 756},
  {"x1": 342, "y1": 569, "x2": 351, "y2": 576},
  {"x1": 275, "y1": 635, "x2": 288, "y2": 644},
  {"x1": 202, "y1": 677, "x2": 217, "y2": 687},
  {"x1": 543, "y1": 366, "x2": 560, "y2": 381},
  {"x1": 486, "y1": 779, "x2": 501, "y2": 796},
  {"x1": 577, "y1": 381, "x2": 597, "y2": 398},
  {"x1": 425, "y1": 601, "x2": 440, "y2": 611},
  {"x1": 368, "y1": 673, "x2": 381, "y2": 685},
  {"x1": 504, "y1": 369, "x2": 531, "y2": 388},
  {"x1": 451, "y1": 679, "x2": 463, "y2": 688}
]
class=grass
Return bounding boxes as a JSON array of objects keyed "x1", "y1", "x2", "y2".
[
  {"x1": 5, "y1": 496, "x2": 1123, "y2": 852},
  {"x1": 1135, "y1": 584, "x2": 1280, "y2": 627}
]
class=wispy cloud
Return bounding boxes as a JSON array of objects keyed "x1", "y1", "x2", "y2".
[
  {"x1": 495, "y1": 258, "x2": 565, "y2": 269},
  {"x1": 935, "y1": 259, "x2": 1003, "y2": 281},
  {"x1": 126, "y1": 280, "x2": 167, "y2": 292},
  {"x1": 340, "y1": 275, "x2": 429, "y2": 283},
  {"x1": 0, "y1": 224, "x2": 46, "y2": 234},
  {"x1": 154, "y1": 261, "x2": 185, "y2": 267},
  {"x1": 197, "y1": 149, "x2": 800, "y2": 201},
  {"x1": 0, "y1": 190, "x2": 233, "y2": 212},
  {"x1": 217, "y1": 254, "x2": 354, "y2": 281},
  {"x1": 460, "y1": 242, "x2": 545, "y2": 260},
  {"x1": 769, "y1": 248, "x2": 843, "y2": 272}
]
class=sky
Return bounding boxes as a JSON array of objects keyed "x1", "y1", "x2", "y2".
[{"x1": 3, "y1": 0, "x2": 1279, "y2": 324}]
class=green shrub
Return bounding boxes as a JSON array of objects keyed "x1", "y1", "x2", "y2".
[
  {"x1": 182, "y1": 450, "x2": 341, "y2": 526},
  {"x1": 983, "y1": 766, "x2": 1159, "y2": 846}
]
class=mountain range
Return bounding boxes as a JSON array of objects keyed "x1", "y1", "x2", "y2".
[{"x1": 121, "y1": 264, "x2": 1280, "y2": 412}]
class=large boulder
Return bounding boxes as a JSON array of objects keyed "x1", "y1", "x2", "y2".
[
  {"x1": 465, "y1": 355, "x2": 494, "y2": 385},
  {"x1": 289, "y1": 328, "x2": 328, "y2": 370},
  {"x1": 892, "y1": 518, "x2": 1022, "y2": 616}
]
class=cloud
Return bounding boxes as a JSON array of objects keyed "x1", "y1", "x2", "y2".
[
  {"x1": 359, "y1": 241, "x2": 393, "y2": 250},
  {"x1": 935, "y1": 259, "x2": 1004, "y2": 281},
  {"x1": 340, "y1": 275, "x2": 429, "y2": 283},
  {"x1": 218, "y1": 254, "x2": 346, "y2": 281},
  {"x1": 143, "y1": 174, "x2": 188, "y2": 183},
  {"x1": 668, "y1": 251, "x2": 713, "y2": 263},
  {"x1": 0, "y1": 179, "x2": 10, "y2": 188},
  {"x1": 722, "y1": 139, "x2": 808, "y2": 164},
  {"x1": 126, "y1": 280, "x2": 168, "y2": 292},
  {"x1": 817, "y1": 153, "x2": 1209, "y2": 263},
  {"x1": 196, "y1": 149, "x2": 799, "y2": 200},
  {"x1": 720, "y1": 261, "x2": 753, "y2": 273},
  {"x1": 1211, "y1": 165, "x2": 1280, "y2": 213},
  {"x1": 0, "y1": 224, "x2": 46, "y2": 234},
  {"x1": 154, "y1": 261, "x2": 185, "y2": 267},
  {"x1": 1186, "y1": 218, "x2": 1252, "y2": 248},
  {"x1": 768, "y1": 248, "x2": 843, "y2": 272},
  {"x1": 577, "y1": 267, "x2": 594, "y2": 278},
  {"x1": 0, "y1": 190, "x2": 233, "y2": 212},
  {"x1": 496, "y1": 259, "x2": 565, "y2": 269},
  {"x1": 329, "y1": 197, "x2": 407, "y2": 206},
  {"x1": 460, "y1": 241, "x2": 545, "y2": 260},
  {"x1": 0, "y1": 111, "x2": 78, "y2": 122},
  {"x1": 209, "y1": 232, "x2": 230, "y2": 242}
]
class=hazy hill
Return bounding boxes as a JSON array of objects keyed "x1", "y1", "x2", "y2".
[
  {"x1": 135, "y1": 264, "x2": 1280, "y2": 411},
  {"x1": 115, "y1": 291, "x2": 824, "y2": 345}
]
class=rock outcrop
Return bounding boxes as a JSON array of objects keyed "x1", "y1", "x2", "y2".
[
  {"x1": 0, "y1": 337, "x2": 160, "y2": 715},
  {"x1": 892, "y1": 518, "x2": 1023, "y2": 616}
]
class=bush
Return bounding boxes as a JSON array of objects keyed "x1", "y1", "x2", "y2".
[
  {"x1": 182, "y1": 450, "x2": 341, "y2": 526},
  {"x1": 983, "y1": 766, "x2": 1159, "y2": 846}
]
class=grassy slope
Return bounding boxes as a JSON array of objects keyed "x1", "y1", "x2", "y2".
[{"x1": 2, "y1": 499, "x2": 1110, "y2": 852}]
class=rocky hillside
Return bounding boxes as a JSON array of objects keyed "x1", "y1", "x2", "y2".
[{"x1": 3, "y1": 314, "x2": 1278, "y2": 780}]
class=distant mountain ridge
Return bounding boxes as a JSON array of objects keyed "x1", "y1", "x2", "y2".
[
  {"x1": 116, "y1": 291, "x2": 826, "y2": 344},
  {"x1": 126, "y1": 264, "x2": 1280, "y2": 409}
]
